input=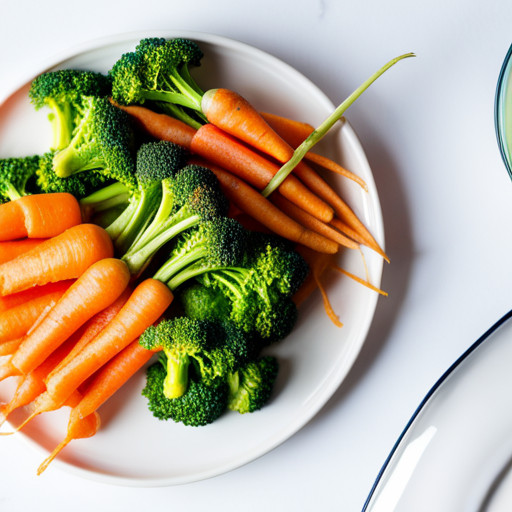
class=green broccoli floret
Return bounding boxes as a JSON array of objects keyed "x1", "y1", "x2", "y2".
[
  {"x1": 121, "y1": 164, "x2": 229, "y2": 275},
  {"x1": 193, "y1": 232, "x2": 308, "y2": 344},
  {"x1": 109, "y1": 37, "x2": 205, "y2": 128},
  {"x1": 180, "y1": 283, "x2": 231, "y2": 322},
  {"x1": 142, "y1": 357, "x2": 228, "y2": 426},
  {"x1": 227, "y1": 356, "x2": 279, "y2": 414},
  {"x1": 35, "y1": 151, "x2": 111, "y2": 198},
  {"x1": 52, "y1": 96, "x2": 136, "y2": 191},
  {"x1": 0, "y1": 155, "x2": 41, "y2": 202},
  {"x1": 29, "y1": 69, "x2": 112, "y2": 150},
  {"x1": 103, "y1": 140, "x2": 188, "y2": 252},
  {"x1": 139, "y1": 316, "x2": 251, "y2": 399}
]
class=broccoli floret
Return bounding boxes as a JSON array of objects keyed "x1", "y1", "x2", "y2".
[
  {"x1": 52, "y1": 96, "x2": 136, "y2": 191},
  {"x1": 35, "y1": 151, "x2": 111, "y2": 198},
  {"x1": 103, "y1": 140, "x2": 188, "y2": 252},
  {"x1": 194, "y1": 232, "x2": 308, "y2": 344},
  {"x1": 139, "y1": 316, "x2": 251, "y2": 399},
  {"x1": 29, "y1": 69, "x2": 112, "y2": 150},
  {"x1": 0, "y1": 155, "x2": 41, "y2": 202},
  {"x1": 227, "y1": 356, "x2": 279, "y2": 414},
  {"x1": 109, "y1": 37, "x2": 205, "y2": 128},
  {"x1": 121, "y1": 164, "x2": 229, "y2": 275},
  {"x1": 180, "y1": 283, "x2": 231, "y2": 322},
  {"x1": 142, "y1": 358, "x2": 228, "y2": 426}
]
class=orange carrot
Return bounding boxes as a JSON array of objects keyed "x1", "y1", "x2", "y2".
[
  {"x1": 190, "y1": 124, "x2": 333, "y2": 223},
  {"x1": 0, "y1": 280, "x2": 73, "y2": 342},
  {"x1": 36, "y1": 409, "x2": 100, "y2": 475},
  {"x1": 11, "y1": 258, "x2": 131, "y2": 375},
  {"x1": 0, "y1": 238, "x2": 46, "y2": 265},
  {"x1": 73, "y1": 339, "x2": 156, "y2": 421},
  {"x1": 203, "y1": 164, "x2": 338, "y2": 254},
  {"x1": 270, "y1": 192, "x2": 360, "y2": 250},
  {"x1": 260, "y1": 111, "x2": 315, "y2": 149},
  {"x1": 0, "y1": 223, "x2": 113, "y2": 296},
  {"x1": 0, "y1": 280, "x2": 75, "y2": 313},
  {"x1": 0, "y1": 193, "x2": 82, "y2": 241},
  {"x1": 44, "y1": 278, "x2": 173, "y2": 407},
  {"x1": 0, "y1": 338, "x2": 23, "y2": 356},
  {"x1": 112, "y1": 101, "x2": 196, "y2": 149}
]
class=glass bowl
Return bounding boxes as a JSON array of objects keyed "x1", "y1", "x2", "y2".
[{"x1": 495, "y1": 43, "x2": 512, "y2": 179}]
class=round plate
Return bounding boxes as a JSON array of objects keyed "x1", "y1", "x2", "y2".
[
  {"x1": 495, "y1": 42, "x2": 512, "y2": 179},
  {"x1": 0, "y1": 30, "x2": 384, "y2": 486},
  {"x1": 363, "y1": 310, "x2": 512, "y2": 511}
]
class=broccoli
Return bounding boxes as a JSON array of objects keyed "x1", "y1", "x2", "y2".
[
  {"x1": 187, "y1": 232, "x2": 308, "y2": 344},
  {"x1": 140, "y1": 316, "x2": 251, "y2": 399},
  {"x1": 179, "y1": 283, "x2": 231, "y2": 322},
  {"x1": 103, "y1": 140, "x2": 188, "y2": 252},
  {"x1": 29, "y1": 69, "x2": 112, "y2": 151},
  {"x1": 109, "y1": 37, "x2": 205, "y2": 128},
  {"x1": 227, "y1": 356, "x2": 279, "y2": 414},
  {"x1": 0, "y1": 155, "x2": 41, "y2": 202},
  {"x1": 142, "y1": 356, "x2": 228, "y2": 426},
  {"x1": 121, "y1": 164, "x2": 229, "y2": 275},
  {"x1": 51, "y1": 96, "x2": 136, "y2": 191}
]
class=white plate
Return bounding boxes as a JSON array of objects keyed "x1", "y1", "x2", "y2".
[
  {"x1": 363, "y1": 310, "x2": 512, "y2": 512},
  {"x1": 0, "y1": 31, "x2": 384, "y2": 486}
]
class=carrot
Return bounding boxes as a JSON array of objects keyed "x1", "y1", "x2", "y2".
[
  {"x1": 0, "y1": 280, "x2": 73, "y2": 342},
  {"x1": 0, "y1": 193, "x2": 82, "y2": 241},
  {"x1": 0, "y1": 337, "x2": 23, "y2": 356},
  {"x1": 36, "y1": 409, "x2": 100, "y2": 475},
  {"x1": 112, "y1": 101, "x2": 196, "y2": 150},
  {"x1": 0, "y1": 238, "x2": 46, "y2": 265},
  {"x1": 260, "y1": 111, "x2": 315, "y2": 149},
  {"x1": 0, "y1": 335, "x2": 79, "y2": 428},
  {"x1": 44, "y1": 278, "x2": 173, "y2": 407},
  {"x1": 270, "y1": 192, "x2": 360, "y2": 250},
  {"x1": 190, "y1": 124, "x2": 333, "y2": 223},
  {"x1": 10, "y1": 258, "x2": 131, "y2": 375},
  {"x1": 203, "y1": 164, "x2": 338, "y2": 254},
  {"x1": 0, "y1": 223, "x2": 113, "y2": 296},
  {"x1": 74, "y1": 339, "x2": 156, "y2": 421}
]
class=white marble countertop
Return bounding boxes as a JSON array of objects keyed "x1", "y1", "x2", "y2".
[{"x1": 1, "y1": 1, "x2": 512, "y2": 510}]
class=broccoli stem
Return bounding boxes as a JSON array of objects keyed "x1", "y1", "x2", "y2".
[
  {"x1": 80, "y1": 182, "x2": 130, "y2": 212},
  {"x1": 3, "y1": 182, "x2": 22, "y2": 202},
  {"x1": 262, "y1": 52, "x2": 415, "y2": 197},
  {"x1": 46, "y1": 98, "x2": 74, "y2": 151},
  {"x1": 163, "y1": 352, "x2": 191, "y2": 399}
]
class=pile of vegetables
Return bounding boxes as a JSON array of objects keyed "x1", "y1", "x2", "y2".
[{"x1": 0, "y1": 37, "x2": 409, "y2": 474}]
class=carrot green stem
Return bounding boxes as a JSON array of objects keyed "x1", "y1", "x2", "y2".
[{"x1": 262, "y1": 52, "x2": 415, "y2": 197}]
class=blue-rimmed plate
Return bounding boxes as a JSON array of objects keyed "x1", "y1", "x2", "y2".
[{"x1": 495, "y1": 43, "x2": 512, "y2": 179}]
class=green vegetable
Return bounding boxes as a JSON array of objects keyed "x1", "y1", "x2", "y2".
[{"x1": 0, "y1": 155, "x2": 41, "y2": 203}]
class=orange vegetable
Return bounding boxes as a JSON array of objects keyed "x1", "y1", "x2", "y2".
[
  {"x1": 0, "y1": 238, "x2": 46, "y2": 265},
  {"x1": 44, "y1": 278, "x2": 173, "y2": 407},
  {"x1": 10, "y1": 258, "x2": 131, "y2": 375},
  {"x1": 190, "y1": 124, "x2": 334, "y2": 223},
  {"x1": 0, "y1": 223, "x2": 114, "y2": 296},
  {"x1": 0, "y1": 193, "x2": 82, "y2": 241},
  {"x1": 0, "y1": 338, "x2": 23, "y2": 356}
]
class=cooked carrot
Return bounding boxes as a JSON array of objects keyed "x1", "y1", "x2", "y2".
[
  {"x1": 112, "y1": 101, "x2": 196, "y2": 150},
  {"x1": 0, "y1": 223, "x2": 113, "y2": 296},
  {"x1": 0, "y1": 238, "x2": 46, "y2": 265},
  {"x1": 74, "y1": 339, "x2": 157, "y2": 420},
  {"x1": 190, "y1": 124, "x2": 333, "y2": 223},
  {"x1": 203, "y1": 164, "x2": 338, "y2": 254},
  {"x1": 270, "y1": 192, "x2": 359, "y2": 250},
  {"x1": 11, "y1": 258, "x2": 131, "y2": 375},
  {"x1": 0, "y1": 193, "x2": 82, "y2": 241},
  {"x1": 0, "y1": 280, "x2": 73, "y2": 342},
  {"x1": 36, "y1": 409, "x2": 100, "y2": 475},
  {"x1": 44, "y1": 278, "x2": 173, "y2": 407}
]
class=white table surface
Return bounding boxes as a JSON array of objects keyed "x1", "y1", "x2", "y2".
[{"x1": 1, "y1": 1, "x2": 512, "y2": 510}]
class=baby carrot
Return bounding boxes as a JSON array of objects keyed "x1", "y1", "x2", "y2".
[
  {"x1": 11, "y1": 258, "x2": 131, "y2": 375},
  {"x1": 190, "y1": 124, "x2": 334, "y2": 223},
  {"x1": 0, "y1": 238, "x2": 46, "y2": 265},
  {"x1": 0, "y1": 193, "x2": 82, "y2": 241},
  {"x1": 0, "y1": 223, "x2": 114, "y2": 296},
  {"x1": 44, "y1": 278, "x2": 173, "y2": 407}
]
